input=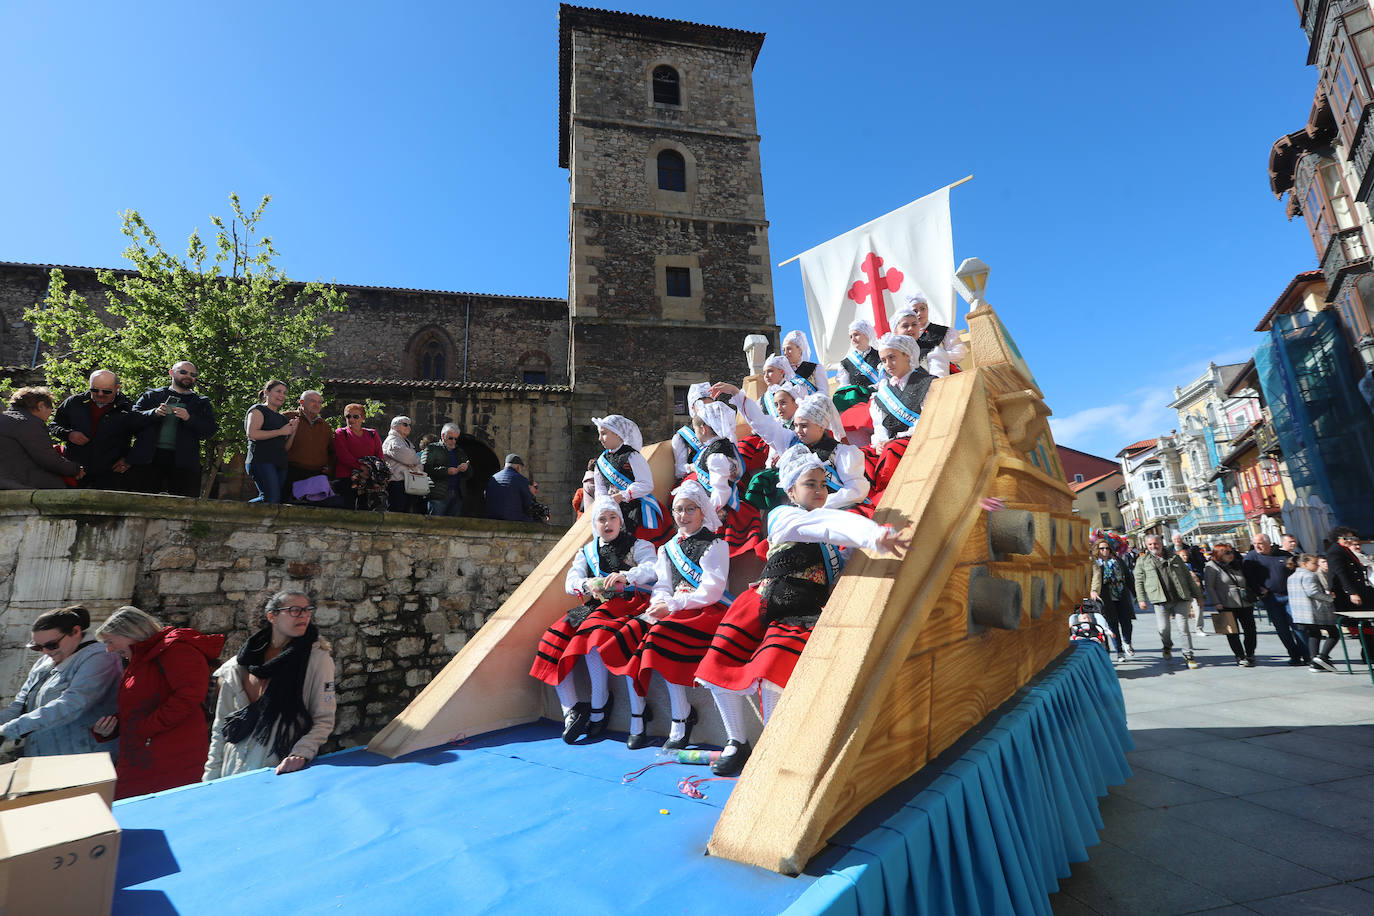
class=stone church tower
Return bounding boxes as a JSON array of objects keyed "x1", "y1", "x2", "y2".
[{"x1": 560, "y1": 5, "x2": 778, "y2": 442}]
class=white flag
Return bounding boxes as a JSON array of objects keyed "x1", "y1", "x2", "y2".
[{"x1": 796, "y1": 187, "x2": 955, "y2": 367}]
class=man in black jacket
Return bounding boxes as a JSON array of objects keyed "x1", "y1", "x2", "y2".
[
  {"x1": 50, "y1": 369, "x2": 148, "y2": 490},
  {"x1": 128, "y1": 361, "x2": 217, "y2": 497},
  {"x1": 1327, "y1": 526, "x2": 1374, "y2": 658}
]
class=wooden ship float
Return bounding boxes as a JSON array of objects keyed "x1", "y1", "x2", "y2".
[{"x1": 368, "y1": 295, "x2": 1091, "y2": 876}]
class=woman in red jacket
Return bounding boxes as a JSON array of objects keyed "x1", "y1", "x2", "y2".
[
  {"x1": 93, "y1": 606, "x2": 225, "y2": 799},
  {"x1": 332, "y1": 403, "x2": 386, "y2": 481}
]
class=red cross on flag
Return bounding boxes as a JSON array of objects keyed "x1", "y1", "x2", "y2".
[{"x1": 795, "y1": 185, "x2": 955, "y2": 368}]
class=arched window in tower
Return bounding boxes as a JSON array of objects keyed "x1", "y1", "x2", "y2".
[
  {"x1": 420, "y1": 338, "x2": 447, "y2": 381},
  {"x1": 652, "y1": 65, "x2": 680, "y2": 105},
  {"x1": 657, "y1": 150, "x2": 686, "y2": 191}
]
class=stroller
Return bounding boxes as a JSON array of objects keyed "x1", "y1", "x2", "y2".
[{"x1": 1069, "y1": 598, "x2": 1112, "y2": 651}]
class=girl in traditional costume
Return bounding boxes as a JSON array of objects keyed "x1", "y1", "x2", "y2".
[
  {"x1": 696, "y1": 445, "x2": 910, "y2": 775},
  {"x1": 592, "y1": 414, "x2": 668, "y2": 543},
  {"x1": 529, "y1": 497, "x2": 657, "y2": 743},
  {"x1": 892, "y1": 291, "x2": 965, "y2": 378},
  {"x1": 831, "y1": 318, "x2": 882, "y2": 447},
  {"x1": 671, "y1": 382, "x2": 713, "y2": 481},
  {"x1": 620, "y1": 480, "x2": 731, "y2": 750},
  {"x1": 684, "y1": 401, "x2": 763, "y2": 557},
  {"x1": 782, "y1": 330, "x2": 827, "y2": 395},
  {"x1": 866, "y1": 332, "x2": 935, "y2": 503}
]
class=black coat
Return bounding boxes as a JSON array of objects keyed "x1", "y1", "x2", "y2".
[
  {"x1": 128, "y1": 386, "x2": 217, "y2": 470},
  {"x1": 50, "y1": 392, "x2": 148, "y2": 474},
  {"x1": 1325, "y1": 543, "x2": 1374, "y2": 612}
]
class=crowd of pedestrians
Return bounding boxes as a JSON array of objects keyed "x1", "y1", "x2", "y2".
[{"x1": 0, "y1": 364, "x2": 549, "y2": 522}]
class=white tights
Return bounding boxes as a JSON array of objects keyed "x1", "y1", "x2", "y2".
[{"x1": 553, "y1": 650, "x2": 612, "y2": 719}]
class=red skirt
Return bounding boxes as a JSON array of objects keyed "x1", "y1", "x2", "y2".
[
  {"x1": 528, "y1": 595, "x2": 649, "y2": 685},
  {"x1": 694, "y1": 587, "x2": 814, "y2": 692},
  {"x1": 682, "y1": 471, "x2": 764, "y2": 558},
  {"x1": 864, "y1": 438, "x2": 910, "y2": 507},
  {"x1": 627, "y1": 601, "x2": 729, "y2": 694},
  {"x1": 737, "y1": 434, "x2": 770, "y2": 474}
]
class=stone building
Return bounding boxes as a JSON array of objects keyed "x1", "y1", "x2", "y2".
[{"x1": 0, "y1": 6, "x2": 779, "y2": 521}]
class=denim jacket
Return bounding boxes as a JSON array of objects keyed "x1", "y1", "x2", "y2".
[{"x1": 0, "y1": 641, "x2": 121, "y2": 756}]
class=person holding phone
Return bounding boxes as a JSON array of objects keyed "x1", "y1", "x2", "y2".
[{"x1": 129, "y1": 361, "x2": 217, "y2": 497}]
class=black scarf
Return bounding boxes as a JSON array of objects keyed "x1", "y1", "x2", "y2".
[{"x1": 222, "y1": 623, "x2": 318, "y2": 759}]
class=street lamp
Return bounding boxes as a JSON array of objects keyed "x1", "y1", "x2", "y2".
[
  {"x1": 1357, "y1": 333, "x2": 1374, "y2": 370},
  {"x1": 954, "y1": 257, "x2": 990, "y2": 306}
]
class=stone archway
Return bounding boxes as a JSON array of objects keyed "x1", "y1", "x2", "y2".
[{"x1": 458, "y1": 435, "x2": 500, "y2": 517}]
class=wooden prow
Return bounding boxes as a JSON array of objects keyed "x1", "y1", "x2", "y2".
[{"x1": 369, "y1": 306, "x2": 1089, "y2": 877}]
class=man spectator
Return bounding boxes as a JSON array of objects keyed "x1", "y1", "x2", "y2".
[
  {"x1": 1281, "y1": 533, "x2": 1303, "y2": 555},
  {"x1": 128, "y1": 361, "x2": 216, "y2": 497},
  {"x1": 50, "y1": 369, "x2": 147, "y2": 489},
  {"x1": 422, "y1": 423, "x2": 470, "y2": 517},
  {"x1": 485, "y1": 454, "x2": 534, "y2": 522},
  {"x1": 1243, "y1": 533, "x2": 1307, "y2": 665},
  {"x1": 282, "y1": 390, "x2": 335, "y2": 495},
  {"x1": 1326, "y1": 527, "x2": 1374, "y2": 652},
  {"x1": 1135, "y1": 534, "x2": 1202, "y2": 666}
]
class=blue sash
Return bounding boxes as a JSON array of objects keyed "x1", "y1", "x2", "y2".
[
  {"x1": 693, "y1": 446, "x2": 741, "y2": 511},
  {"x1": 763, "y1": 390, "x2": 781, "y2": 419},
  {"x1": 794, "y1": 374, "x2": 819, "y2": 395},
  {"x1": 666, "y1": 537, "x2": 735, "y2": 604},
  {"x1": 597, "y1": 451, "x2": 663, "y2": 528},
  {"x1": 846, "y1": 349, "x2": 882, "y2": 386},
  {"x1": 876, "y1": 381, "x2": 921, "y2": 428},
  {"x1": 823, "y1": 462, "x2": 844, "y2": 493},
  {"x1": 583, "y1": 541, "x2": 645, "y2": 596},
  {"x1": 675, "y1": 426, "x2": 702, "y2": 459}
]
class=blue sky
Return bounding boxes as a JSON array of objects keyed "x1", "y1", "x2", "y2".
[{"x1": 0, "y1": 1, "x2": 1319, "y2": 460}]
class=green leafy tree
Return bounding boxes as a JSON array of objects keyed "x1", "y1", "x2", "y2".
[{"x1": 24, "y1": 193, "x2": 347, "y2": 496}]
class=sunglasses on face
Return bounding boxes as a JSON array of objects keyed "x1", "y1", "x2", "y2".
[
  {"x1": 27, "y1": 637, "x2": 65, "y2": 652},
  {"x1": 346, "y1": 414, "x2": 362, "y2": 420},
  {"x1": 89, "y1": 387, "x2": 115, "y2": 395}
]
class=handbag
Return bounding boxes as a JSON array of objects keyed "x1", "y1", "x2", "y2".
[
  {"x1": 1211, "y1": 610, "x2": 1239, "y2": 635},
  {"x1": 292, "y1": 474, "x2": 334, "y2": 502},
  {"x1": 404, "y1": 470, "x2": 432, "y2": 496}
]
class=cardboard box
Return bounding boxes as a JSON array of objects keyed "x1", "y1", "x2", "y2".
[
  {"x1": 0, "y1": 793, "x2": 121, "y2": 915},
  {"x1": 0, "y1": 753, "x2": 116, "y2": 812}
]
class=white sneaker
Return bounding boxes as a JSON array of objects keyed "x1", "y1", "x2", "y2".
[
  {"x1": 1117, "y1": 653, "x2": 1127, "y2": 664},
  {"x1": 1124, "y1": 644, "x2": 1136, "y2": 658}
]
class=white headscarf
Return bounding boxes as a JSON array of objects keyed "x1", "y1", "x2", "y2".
[
  {"x1": 698, "y1": 401, "x2": 736, "y2": 442},
  {"x1": 903, "y1": 291, "x2": 928, "y2": 307},
  {"x1": 687, "y1": 382, "x2": 712, "y2": 418},
  {"x1": 671, "y1": 479, "x2": 721, "y2": 532},
  {"x1": 590, "y1": 496, "x2": 625, "y2": 526},
  {"x1": 764, "y1": 354, "x2": 796, "y2": 380},
  {"x1": 877, "y1": 332, "x2": 920, "y2": 367},
  {"x1": 592, "y1": 415, "x2": 643, "y2": 451},
  {"x1": 891, "y1": 305, "x2": 918, "y2": 326},
  {"x1": 847, "y1": 319, "x2": 876, "y2": 348},
  {"x1": 783, "y1": 330, "x2": 813, "y2": 362},
  {"x1": 794, "y1": 392, "x2": 845, "y2": 439},
  {"x1": 776, "y1": 443, "x2": 825, "y2": 492}
]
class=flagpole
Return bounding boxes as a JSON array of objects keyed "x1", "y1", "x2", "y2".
[{"x1": 775, "y1": 174, "x2": 974, "y2": 268}]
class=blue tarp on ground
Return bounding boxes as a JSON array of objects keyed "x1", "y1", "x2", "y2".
[{"x1": 112, "y1": 643, "x2": 1129, "y2": 915}]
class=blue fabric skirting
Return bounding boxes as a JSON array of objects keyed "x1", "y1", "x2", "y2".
[{"x1": 787, "y1": 642, "x2": 1132, "y2": 916}]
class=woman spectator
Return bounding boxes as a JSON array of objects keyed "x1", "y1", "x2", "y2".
[
  {"x1": 382, "y1": 416, "x2": 425, "y2": 513},
  {"x1": 92, "y1": 607, "x2": 225, "y2": 798},
  {"x1": 244, "y1": 380, "x2": 296, "y2": 504},
  {"x1": 204, "y1": 591, "x2": 336, "y2": 779},
  {"x1": 0, "y1": 606, "x2": 120, "y2": 755},
  {"x1": 1288, "y1": 554, "x2": 1339, "y2": 672},
  {"x1": 0, "y1": 387, "x2": 84, "y2": 489},
  {"x1": 1089, "y1": 539, "x2": 1136, "y2": 663},
  {"x1": 1204, "y1": 544, "x2": 1258, "y2": 667},
  {"x1": 332, "y1": 404, "x2": 384, "y2": 482}
]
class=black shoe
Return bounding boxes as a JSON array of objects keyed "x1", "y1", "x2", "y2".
[
  {"x1": 1287, "y1": 658, "x2": 1306, "y2": 667},
  {"x1": 711, "y1": 739, "x2": 751, "y2": 776},
  {"x1": 561, "y1": 702, "x2": 591, "y2": 744},
  {"x1": 583, "y1": 693, "x2": 614, "y2": 741},
  {"x1": 626, "y1": 705, "x2": 654, "y2": 750},
  {"x1": 662, "y1": 707, "x2": 698, "y2": 751}
]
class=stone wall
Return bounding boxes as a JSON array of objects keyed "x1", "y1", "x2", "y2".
[{"x1": 0, "y1": 489, "x2": 565, "y2": 752}]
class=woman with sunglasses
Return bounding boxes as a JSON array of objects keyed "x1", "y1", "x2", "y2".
[
  {"x1": 92, "y1": 606, "x2": 225, "y2": 798},
  {"x1": 0, "y1": 606, "x2": 121, "y2": 756},
  {"x1": 204, "y1": 591, "x2": 336, "y2": 779},
  {"x1": 331, "y1": 403, "x2": 385, "y2": 484},
  {"x1": 1089, "y1": 539, "x2": 1136, "y2": 663},
  {"x1": 1205, "y1": 544, "x2": 1259, "y2": 666}
]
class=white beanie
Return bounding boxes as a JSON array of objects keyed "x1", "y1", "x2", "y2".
[
  {"x1": 592, "y1": 415, "x2": 643, "y2": 451},
  {"x1": 590, "y1": 496, "x2": 625, "y2": 525},
  {"x1": 794, "y1": 392, "x2": 843, "y2": 439},
  {"x1": 847, "y1": 318, "x2": 876, "y2": 344},
  {"x1": 877, "y1": 332, "x2": 920, "y2": 365},
  {"x1": 698, "y1": 401, "x2": 737, "y2": 442},
  {"x1": 776, "y1": 443, "x2": 825, "y2": 492},
  {"x1": 783, "y1": 330, "x2": 813, "y2": 361},
  {"x1": 671, "y1": 479, "x2": 721, "y2": 532},
  {"x1": 903, "y1": 291, "x2": 928, "y2": 307}
]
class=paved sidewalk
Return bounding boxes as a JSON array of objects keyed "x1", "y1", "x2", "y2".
[{"x1": 1051, "y1": 611, "x2": 1374, "y2": 915}]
